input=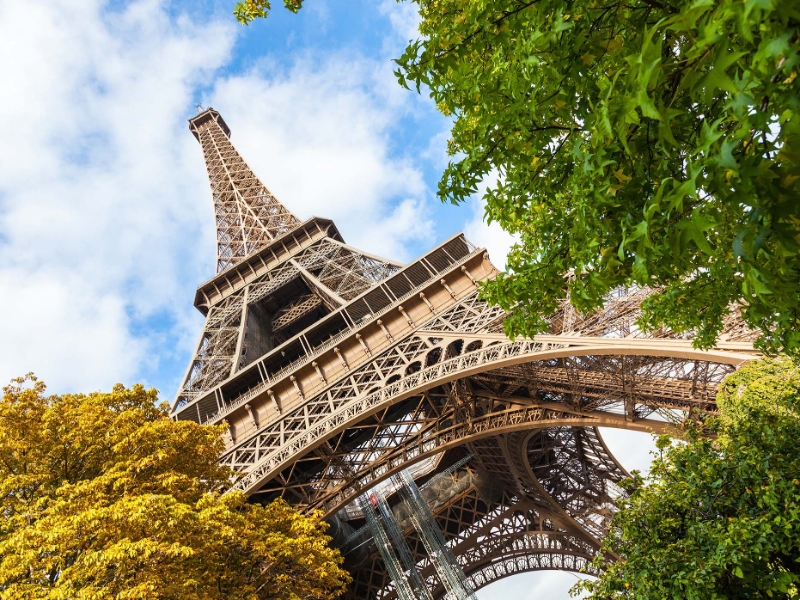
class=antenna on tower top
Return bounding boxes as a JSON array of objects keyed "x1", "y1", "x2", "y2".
[{"x1": 195, "y1": 104, "x2": 203, "y2": 113}]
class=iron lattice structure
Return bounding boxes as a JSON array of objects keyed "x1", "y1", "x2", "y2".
[{"x1": 173, "y1": 108, "x2": 760, "y2": 599}]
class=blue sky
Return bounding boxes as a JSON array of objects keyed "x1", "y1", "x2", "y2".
[{"x1": 0, "y1": 0, "x2": 655, "y2": 597}]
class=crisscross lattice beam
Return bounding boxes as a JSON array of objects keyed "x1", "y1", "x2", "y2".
[{"x1": 190, "y1": 108, "x2": 300, "y2": 274}]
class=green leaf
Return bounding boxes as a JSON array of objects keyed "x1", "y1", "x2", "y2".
[{"x1": 638, "y1": 91, "x2": 661, "y2": 120}]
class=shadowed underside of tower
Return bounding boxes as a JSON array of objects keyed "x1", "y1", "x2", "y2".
[{"x1": 173, "y1": 108, "x2": 760, "y2": 599}]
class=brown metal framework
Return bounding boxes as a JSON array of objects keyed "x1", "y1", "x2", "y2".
[{"x1": 174, "y1": 108, "x2": 760, "y2": 599}]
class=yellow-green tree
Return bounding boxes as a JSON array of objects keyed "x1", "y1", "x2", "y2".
[
  {"x1": 575, "y1": 357, "x2": 800, "y2": 599},
  {"x1": 0, "y1": 376, "x2": 350, "y2": 599}
]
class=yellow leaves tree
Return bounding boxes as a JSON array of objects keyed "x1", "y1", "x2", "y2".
[{"x1": 0, "y1": 375, "x2": 350, "y2": 599}]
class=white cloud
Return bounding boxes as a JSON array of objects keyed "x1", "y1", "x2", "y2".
[
  {"x1": 0, "y1": 269, "x2": 146, "y2": 391},
  {"x1": 356, "y1": 198, "x2": 434, "y2": 261},
  {"x1": 464, "y1": 196, "x2": 518, "y2": 271},
  {"x1": 0, "y1": 0, "x2": 236, "y2": 393},
  {"x1": 378, "y1": 0, "x2": 421, "y2": 44},
  {"x1": 463, "y1": 173, "x2": 518, "y2": 271},
  {"x1": 598, "y1": 428, "x2": 658, "y2": 476}
]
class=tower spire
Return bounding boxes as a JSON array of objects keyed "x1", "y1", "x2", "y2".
[{"x1": 189, "y1": 108, "x2": 300, "y2": 274}]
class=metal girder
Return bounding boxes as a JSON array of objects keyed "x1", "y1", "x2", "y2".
[
  {"x1": 219, "y1": 321, "x2": 740, "y2": 498},
  {"x1": 176, "y1": 107, "x2": 761, "y2": 600}
]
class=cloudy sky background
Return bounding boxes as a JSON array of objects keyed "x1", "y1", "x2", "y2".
[{"x1": 0, "y1": 0, "x2": 657, "y2": 596}]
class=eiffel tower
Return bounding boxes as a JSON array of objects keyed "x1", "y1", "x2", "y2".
[{"x1": 172, "y1": 108, "x2": 760, "y2": 599}]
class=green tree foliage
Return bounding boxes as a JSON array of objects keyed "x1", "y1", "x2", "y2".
[
  {"x1": 234, "y1": 0, "x2": 304, "y2": 24},
  {"x1": 399, "y1": 0, "x2": 800, "y2": 355},
  {"x1": 233, "y1": 0, "x2": 800, "y2": 355},
  {"x1": 574, "y1": 357, "x2": 800, "y2": 599},
  {"x1": 0, "y1": 376, "x2": 350, "y2": 599}
]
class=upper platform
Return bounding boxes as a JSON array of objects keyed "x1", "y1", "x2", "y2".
[
  {"x1": 192, "y1": 216, "x2": 344, "y2": 314},
  {"x1": 174, "y1": 108, "x2": 411, "y2": 411},
  {"x1": 189, "y1": 108, "x2": 231, "y2": 140}
]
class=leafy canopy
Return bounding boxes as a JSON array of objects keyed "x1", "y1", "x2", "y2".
[
  {"x1": 0, "y1": 376, "x2": 350, "y2": 600},
  {"x1": 575, "y1": 357, "x2": 800, "y2": 599},
  {"x1": 234, "y1": 0, "x2": 304, "y2": 24},
  {"x1": 234, "y1": 0, "x2": 800, "y2": 355},
  {"x1": 402, "y1": 0, "x2": 800, "y2": 355}
]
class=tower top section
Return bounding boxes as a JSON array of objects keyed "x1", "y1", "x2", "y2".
[
  {"x1": 189, "y1": 107, "x2": 300, "y2": 274},
  {"x1": 190, "y1": 107, "x2": 231, "y2": 140}
]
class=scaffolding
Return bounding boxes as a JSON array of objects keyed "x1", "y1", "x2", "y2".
[
  {"x1": 393, "y1": 470, "x2": 478, "y2": 600},
  {"x1": 372, "y1": 489, "x2": 434, "y2": 600},
  {"x1": 358, "y1": 494, "x2": 417, "y2": 600},
  {"x1": 358, "y1": 463, "x2": 477, "y2": 600}
]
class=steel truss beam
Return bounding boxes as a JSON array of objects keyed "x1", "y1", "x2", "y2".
[
  {"x1": 174, "y1": 220, "x2": 402, "y2": 409},
  {"x1": 190, "y1": 108, "x2": 299, "y2": 273},
  {"x1": 220, "y1": 313, "x2": 742, "y2": 498}
]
